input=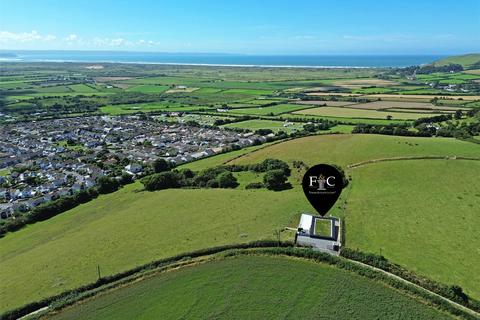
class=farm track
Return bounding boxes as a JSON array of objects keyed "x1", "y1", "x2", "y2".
[
  {"x1": 347, "y1": 259, "x2": 480, "y2": 318},
  {"x1": 347, "y1": 155, "x2": 480, "y2": 169}
]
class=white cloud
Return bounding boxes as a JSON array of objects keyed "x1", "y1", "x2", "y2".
[
  {"x1": 0, "y1": 30, "x2": 56, "y2": 42},
  {"x1": 64, "y1": 34, "x2": 78, "y2": 41},
  {"x1": 0, "y1": 30, "x2": 160, "y2": 49},
  {"x1": 110, "y1": 38, "x2": 126, "y2": 46}
]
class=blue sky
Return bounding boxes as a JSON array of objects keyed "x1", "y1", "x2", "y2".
[{"x1": 0, "y1": 0, "x2": 479, "y2": 54}]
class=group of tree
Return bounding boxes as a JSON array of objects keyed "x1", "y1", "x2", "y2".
[
  {"x1": 352, "y1": 124, "x2": 432, "y2": 137},
  {"x1": 141, "y1": 158, "x2": 292, "y2": 192},
  {"x1": 413, "y1": 114, "x2": 453, "y2": 126},
  {"x1": 141, "y1": 166, "x2": 239, "y2": 191},
  {"x1": 398, "y1": 63, "x2": 464, "y2": 75},
  {"x1": 214, "y1": 116, "x2": 252, "y2": 126}
]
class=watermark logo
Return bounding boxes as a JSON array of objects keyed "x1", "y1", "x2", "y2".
[
  {"x1": 309, "y1": 174, "x2": 336, "y2": 191},
  {"x1": 302, "y1": 164, "x2": 344, "y2": 216}
]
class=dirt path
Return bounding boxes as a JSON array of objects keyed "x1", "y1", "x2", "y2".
[{"x1": 347, "y1": 155, "x2": 480, "y2": 169}]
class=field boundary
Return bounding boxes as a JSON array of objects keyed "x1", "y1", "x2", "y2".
[
  {"x1": 347, "y1": 155, "x2": 480, "y2": 169},
  {"x1": 6, "y1": 244, "x2": 479, "y2": 320}
]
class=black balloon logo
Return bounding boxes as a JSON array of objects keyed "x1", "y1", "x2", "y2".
[{"x1": 302, "y1": 164, "x2": 344, "y2": 216}]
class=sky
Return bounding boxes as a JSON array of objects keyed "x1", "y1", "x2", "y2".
[{"x1": 0, "y1": 0, "x2": 479, "y2": 55}]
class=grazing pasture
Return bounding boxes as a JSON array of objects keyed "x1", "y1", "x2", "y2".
[
  {"x1": 229, "y1": 134, "x2": 479, "y2": 168},
  {"x1": 347, "y1": 159, "x2": 480, "y2": 298}
]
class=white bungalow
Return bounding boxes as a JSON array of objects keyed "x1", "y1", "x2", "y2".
[{"x1": 295, "y1": 213, "x2": 341, "y2": 255}]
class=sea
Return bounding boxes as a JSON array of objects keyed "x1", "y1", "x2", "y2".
[{"x1": 0, "y1": 51, "x2": 444, "y2": 68}]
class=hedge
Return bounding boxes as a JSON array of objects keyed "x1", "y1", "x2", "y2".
[{"x1": 340, "y1": 248, "x2": 480, "y2": 312}]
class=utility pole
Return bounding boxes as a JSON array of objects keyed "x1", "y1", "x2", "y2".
[{"x1": 97, "y1": 265, "x2": 101, "y2": 280}]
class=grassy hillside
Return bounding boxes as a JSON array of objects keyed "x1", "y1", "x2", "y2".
[
  {"x1": 229, "y1": 134, "x2": 480, "y2": 167},
  {"x1": 0, "y1": 185, "x2": 310, "y2": 313},
  {"x1": 1, "y1": 134, "x2": 479, "y2": 313},
  {"x1": 434, "y1": 54, "x2": 480, "y2": 69},
  {"x1": 47, "y1": 255, "x2": 453, "y2": 320},
  {"x1": 347, "y1": 159, "x2": 480, "y2": 297}
]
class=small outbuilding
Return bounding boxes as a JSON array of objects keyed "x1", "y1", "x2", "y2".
[{"x1": 295, "y1": 213, "x2": 341, "y2": 255}]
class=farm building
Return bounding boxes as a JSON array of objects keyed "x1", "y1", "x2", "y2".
[{"x1": 295, "y1": 214, "x2": 341, "y2": 255}]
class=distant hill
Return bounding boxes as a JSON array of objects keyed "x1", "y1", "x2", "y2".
[{"x1": 433, "y1": 53, "x2": 480, "y2": 69}]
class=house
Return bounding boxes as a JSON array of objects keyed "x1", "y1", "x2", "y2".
[
  {"x1": 295, "y1": 214, "x2": 341, "y2": 255},
  {"x1": 124, "y1": 163, "x2": 143, "y2": 175},
  {"x1": 0, "y1": 203, "x2": 14, "y2": 219}
]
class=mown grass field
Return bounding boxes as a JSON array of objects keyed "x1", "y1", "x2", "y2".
[
  {"x1": 271, "y1": 112, "x2": 411, "y2": 125},
  {"x1": 125, "y1": 85, "x2": 169, "y2": 93},
  {"x1": 222, "y1": 119, "x2": 304, "y2": 133},
  {"x1": 47, "y1": 255, "x2": 453, "y2": 320},
  {"x1": 294, "y1": 106, "x2": 441, "y2": 120},
  {"x1": 346, "y1": 100, "x2": 438, "y2": 110},
  {"x1": 227, "y1": 104, "x2": 311, "y2": 116},
  {"x1": 99, "y1": 102, "x2": 209, "y2": 115},
  {"x1": 1, "y1": 134, "x2": 479, "y2": 313}
]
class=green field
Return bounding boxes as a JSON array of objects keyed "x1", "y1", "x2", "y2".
[
  {"x1": 1, "y1": 134, "x2": 479, "y2": 313},
  {"x1": 125, "y1": 85, "x2": 169, "y2": 93},
  {"x1": 229, "y1": 134, "x2": 480, "y2": 167},
  {"x1": 0, "y1": 185, "x2": 310, "y2": 313},
  {"x1": 68, "y1": 84, "x2": 99, "y2": 93},
  {"x1": 294, "y1": 106, "x2": 444, "y2": 120},
  {"x1": 434, "y1": 54, "x2": 480, "y2": 69},
  {"x1": 326, "y1": 124, "x2": 355, "y2": 133},
  {"x1": 222, "y1": 119, "x2": 304, "y2": 133},
  {"x1": 270, "y1": 112, "x2": 411, "y2": 125},
  {"x1": 227, "y1": 104, "x2": 311, "y2": 116},
  {"x1": 100, "y1": 102, "x2": 210, "y2": 115},
  {"x1": 347, "y1": 159, "x2": 480, "y2": 297},
  {"x1": 229, "y1": 135, "x2": 480, "y2": 298},
  {"x1": 47, "y1": 255, "x2": 453, "y2": 320}
]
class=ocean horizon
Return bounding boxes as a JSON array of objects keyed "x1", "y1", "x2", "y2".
[{"x1": 0, "y1": 50, "x2": 445, "y2": 68}]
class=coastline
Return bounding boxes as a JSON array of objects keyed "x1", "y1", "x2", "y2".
[{"x1": 0, "y1": 58, "x2": 376, "y2": 69}]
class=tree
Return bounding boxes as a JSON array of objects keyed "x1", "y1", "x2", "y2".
[
  {"x1": 454, "y1": 109, "x2": 463, "y2": 120},
  {"x1": 254, "y1": 128, "x2": 274, "y2": 136},
  {"x1": 96, "y1": 176, "x2": 119, "y2": 194},
  {"x1": 141, "y1": 171, "x2": 180, "y2": 191},
  {"x1": 252, "y1": 158, "x2": 291, "y2": 176},
  {"x1": 152, "y1": 158, "x2": 170, "y2": 173},
  {"x1": 119, "y1": 172, "x2": 134, "y2": 185},
  {"x1": 217, "y1": 172, "x2": 239, "y2": 188},
  {"x1": 263, "y1": 169, "x2": 288, "y2": 191},
  {"x1": 303, "y1": 124, "x2": 316, "y2": 132}
]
